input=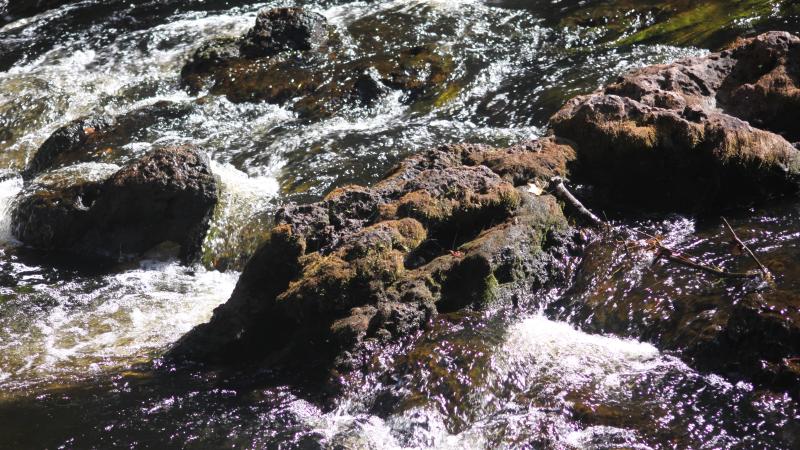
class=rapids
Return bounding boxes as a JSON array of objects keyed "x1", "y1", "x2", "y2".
[{"x1": 1, "y1": 0, "x2": 799, "y2": 448}]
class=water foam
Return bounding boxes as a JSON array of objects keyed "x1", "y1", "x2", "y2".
[{"x1": 0, "y1": 174, "x2": 23, "y2": 244}]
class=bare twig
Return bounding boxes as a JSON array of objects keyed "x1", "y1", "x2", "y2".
[
  {"x1": 548, "y1": 177, "x2": 606, "y2": 228},
  {"x1": 547, "y1": 177, "x2": 770, "y2": 281},
  {"x1": 656, "y1": 246, "x2": 760, "y2": 279},
  {"x1": 721, "y1": 217, "x2": 772, "y2": 281}
]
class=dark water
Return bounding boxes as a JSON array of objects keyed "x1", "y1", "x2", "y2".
[{"x1": 1, "y1": 0, "x2": 799, "y2": 448}]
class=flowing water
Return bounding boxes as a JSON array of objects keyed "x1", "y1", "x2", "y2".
[{"x1": 1, "y1": 0, "x2": 799, "y2": 448}]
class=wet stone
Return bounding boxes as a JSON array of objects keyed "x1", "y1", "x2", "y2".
[
  {"x1": 179, "y1": 8, "x2": 454, "y2": 119},
  {"x1": 22, "y1": 101, "x2": 193, "y2": 180},
  {"x1": 12, "y1": 145, "x2": 217, "y2": 264},
  {"x1": 239, "y1": 7, "x2": 328, "y2": 58}
]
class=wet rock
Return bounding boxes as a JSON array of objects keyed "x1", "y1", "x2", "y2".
[
  {"x1": 239, "y1": 7, "x2": 328, "y2": 59},
  {"x1": 22, "y1": 101, "x2": 193, "y2": 179},
  {"x1": 169, "y1": 139, "x2": 575, "y2": 375},
  {"x1": 10, "y1": 162, "x2": 119, "y2": 252},
  {"x1": 12, "y1": 145, "x2": 217, "y2": 263},
  {"x1": 179, "y1": 8, "x2": 453, "y2": 118},
  {"x1": 550, "y1": 31, "x2": 800, "y2": 210},
  {"x1": 179, "y1": 37, "x2": 242, "y2": 93}
]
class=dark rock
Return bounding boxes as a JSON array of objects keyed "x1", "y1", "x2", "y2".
[
  {"x1": 22, "y1": 116, "x2": 113, "y2": 180},
  {"x1": 180, "y1": 37, "x2": 242, "y2": 94},
  {"x1": 550, "y1": 31, "x2": 800, "y2": 210},
  {"x1": 11, "y1": 163, "x2": 118, "y2": 252},
  {"x1": 12, "y1": 146, "x2": 217, "y2": 264},
  {"x1": 22, "y1": 101, "x2": 193, "y2": 180},
  {"x1": 169, "y1": 139, "x2": 575, "y2": 375},
  {"x1": 239, "y1": 7, "x2": 328, "y2": 59}
]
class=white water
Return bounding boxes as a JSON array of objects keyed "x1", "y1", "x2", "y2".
[
  {"x1": 297, "y1": 314, "x2": 743, "y2": 449},
  {"x1": 0, "y1": 174, "x2": 22, "y2": 244},
  {"x1": 0, "y1": 260, "x2": 238, "y2": 390}
]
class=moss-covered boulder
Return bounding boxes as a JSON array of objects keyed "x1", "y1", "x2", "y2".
[
  {"x1": 169, "y1": 137, "x2": 576, "y2": 375},
  {"x1": 550, "y1": 31, "x2": 800, "y2": 210}
]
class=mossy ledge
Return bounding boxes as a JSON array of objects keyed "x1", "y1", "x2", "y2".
[{"x1": 169, "y1": 137, "x2": 578, "y2": 376}]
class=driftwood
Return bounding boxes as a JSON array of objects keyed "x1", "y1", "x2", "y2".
[{"x1": 548, "y1": 177, "x2": 771, "y2": 281}]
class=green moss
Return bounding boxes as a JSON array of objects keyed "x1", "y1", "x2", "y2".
[
  {"x1": 481, "y1": 273, "x2": 500, "y2": 304},
  {"x1": 615, "y1": 0, "x2": 777, "y2": 47}
]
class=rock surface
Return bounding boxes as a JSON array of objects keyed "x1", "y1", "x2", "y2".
[
  {"x1": 239, "y1": 7, "x2": 328, "y2": 58},
  {"x1": 12, "y1": 145, "x2": 217, "y2": 263},
  {"x1": 169, "y1": 137, "x2": 577, "y2": 373},
  {"x1": 553, "y1": 220, "x2": 800, "y2": 400},
  {"x1": 550, "y1": 31, "x2": 800, "y2": 210}
]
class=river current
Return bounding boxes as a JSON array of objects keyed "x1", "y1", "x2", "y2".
[{"x1": 1, "y1": 0, "x2": 799, "y2": 448}]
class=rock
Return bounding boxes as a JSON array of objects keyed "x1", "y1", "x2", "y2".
[
  {"x1": 239, "y1": 7, "x2": 328, "y2": 58},
  {"x1": 180, "y1": 37, "x2": 242, "y2": 94},
  {"x1": 22, "y1": 101, "x2": 193, "y2": 179},
  {"x1": 169, "y1": 138, "x2": 576, "y2": 375},
  {"x1": 12, "y1": 146, "x2": 217, "y2": 263},
  {"x1": 179, "y1": 9, "x2": 453, "y2": 118},
  {"x1": 550, "y1": 31, "x2": 800, "y2": 210},
  {"x1": 10, "y1": 162, "x2": 119, "y2": 252},
  {"x1": 717, "y1": 32, "x2": 800, "y2": 142}
]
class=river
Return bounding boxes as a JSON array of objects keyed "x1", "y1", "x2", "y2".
[{"x1": 1, "y1": 0, "x2": 799, "y2": 448}]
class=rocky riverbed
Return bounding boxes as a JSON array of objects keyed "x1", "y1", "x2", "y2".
[{"x1": 1, "y1": 1, "x2": 800, "y2": 448}]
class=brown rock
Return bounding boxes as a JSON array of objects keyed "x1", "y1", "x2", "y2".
[
  {"x1": 550, "y1": 31, "x2": 800, "y2": 210},
  {"x1": 169, "y1": 140, "x2": 576, "y2": 375}
]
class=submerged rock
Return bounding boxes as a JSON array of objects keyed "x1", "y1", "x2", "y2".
[
  {"x1": 22, "y1": 101, "x2": 193, "y2": 179},
  {"x1": 554, "y1": 220, "x2": 800, "y2": 400},
  {"x1": 550, "y1": 31, "x2": 800, "y2": 210},
  {"x1": 179, "y1": 7, "x2": 454, "y2": 118},
  {"x1": 169, "y1": 137, "x2": 577, "y2": 374},
  {"x1": 12, "y1": 146, "x2": 217, "y2": 263}
]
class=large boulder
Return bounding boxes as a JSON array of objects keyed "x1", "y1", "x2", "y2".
[
  {"x1": 169, "y1": 137, "x2": 578, "y2": 375},
  {"x1": 550, "y1": 31, "x2": 800, "y2": 210},
  {"x1": 11, "y1": 145, "x2": 217, "y2": 263}
]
